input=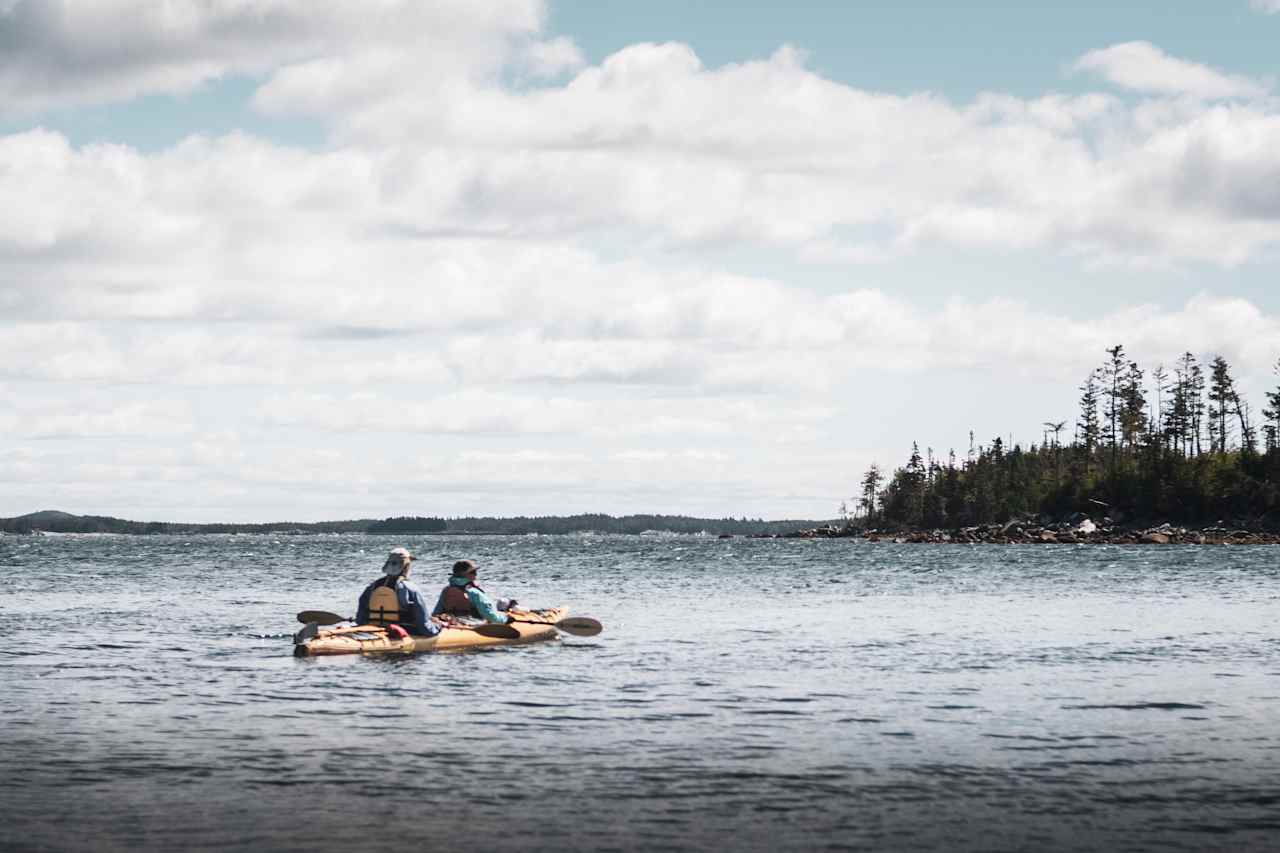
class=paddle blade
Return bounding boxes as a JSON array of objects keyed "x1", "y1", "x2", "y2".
[
  {"x1": 297, "y1": 610, "x2": 345, "y2": 626},
  {"x1": 472, "y1": 623, "x2": 522, "y2": 640},
  {"x1": 554, "y1": 616, "x2": 603, "y2": 637}
]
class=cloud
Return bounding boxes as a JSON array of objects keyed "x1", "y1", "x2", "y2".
[
  {"x1": 1073, "y1": 41, "x2": 1268, "y2": 100},
  {"x1": 1251, "y1": 0, "x2": 1280, "y2": 13},
  {"x1": 0, "y1": 397, "x2": 193, "y2": 439},
  {"x1": 258, "y1": 390, "x2": 593, "y2": 435},
  {"x1": 7, "y1": 28, "x2": 1280, "y2": 269},
  {"x1": 254, "y1": 389, "x2": 838, "y2": 445},
  {"x1": 0, "y1": 0, "x2": 544, "y2": 115},
  {"x1": 523, "y1": 36, "x2": 586, "y2": 77},
  {"x1": 260, "y1": 42, "x2": 1280, "y2": 265}
]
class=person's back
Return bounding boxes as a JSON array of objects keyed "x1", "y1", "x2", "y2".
[
  {"x1": 432, "y1": 559, "x2": 516, "y2": 624},
  {"x1": 356, "y1": 548, "x2": 440, "y2": 637}
]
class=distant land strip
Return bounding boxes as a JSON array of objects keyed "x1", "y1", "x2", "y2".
[{"x1": 0, "y1": 510, "x2": 830, "y2": 537}]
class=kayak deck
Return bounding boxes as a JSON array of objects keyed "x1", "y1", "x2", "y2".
[{"x1": 294, "y1": 608, "x2": 567, "y2": 657}]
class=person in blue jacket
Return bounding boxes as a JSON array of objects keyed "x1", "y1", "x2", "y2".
[
  {"x1": 432, "y1": 559, "x2": 517, "y2": 624},
  {"x1": 356, "y1": 548, "x2": 441, "y2": 637}
]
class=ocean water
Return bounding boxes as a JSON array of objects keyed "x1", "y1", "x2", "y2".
[{"x1": 1, "y1": 534, "x2": 1278, "y2": 853}]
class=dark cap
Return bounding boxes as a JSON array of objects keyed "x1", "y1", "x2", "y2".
[{"x1": 451, "y1": 559, "x2": 478, "y2": 576}]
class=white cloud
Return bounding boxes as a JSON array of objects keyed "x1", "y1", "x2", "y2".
[
  {"x1": 1073, "y1": 41, "x2": 1268, "y2": 100},
  {"x1": 523, "y1": 36, "x2": 586, "y2": 77},
  {"x1": 259, "y1": 390, "x2": 592, "y2": 435},
  {"x1": 0, "y1": 0, "x2": 544, "y2": 115},
  {"x1": 1251, "y1": 0, "x2": 1280, "y2": 13},
  {"x1": 256, "y1": 44, "x2": 1280, "y2": 265},
  {"x1": 6, "y1": 38, "x2": 1280, "y2": 273},
  {"x1": 0, "y1": 397, "x2": 193, "y2": 439}
]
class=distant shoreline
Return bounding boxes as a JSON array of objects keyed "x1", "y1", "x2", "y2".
[
  {"x1": 787, "y1": 519, "x2": 1280, "y2": 544},
  {"x1": 0, "y1": 510, "x2": 829, "y2": 538}
]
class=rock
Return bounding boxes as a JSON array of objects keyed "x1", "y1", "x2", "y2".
[
  {"x1": 1039, "y1": 530, "x2": 1058, "y2": 543},
  {"x1": 1140, "y1": 532, "x2": 1170, "y2": 544},
  {"x1": 1074, "y1": 519, "x2": 1097, "y2": 535}
]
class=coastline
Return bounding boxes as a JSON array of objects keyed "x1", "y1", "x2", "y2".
[{"x1": 785, "y1": 519, "x2": 1280, "y2": 544}]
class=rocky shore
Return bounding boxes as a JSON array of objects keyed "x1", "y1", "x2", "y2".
[{"x1": 780, "y1": 515, "x2": 1280, "y2": 544}]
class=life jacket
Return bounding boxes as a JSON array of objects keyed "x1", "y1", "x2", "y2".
[
  {"x1": 440, "y1": 579, "x2": 482, "y2": 618},
  {"x1": 367, "y1": 576, "x2": 404, "y2": 626}
]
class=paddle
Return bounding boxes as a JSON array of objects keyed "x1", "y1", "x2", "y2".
[
  {"x1": 294, "y1": 610, "x2": 603, "y2": 637},
  {"x1": 510, "y1": 615, "x2": 603, "y2": 637},
  {"x1": 297, "y1": 610, "x2": 346, "y2": 626}
]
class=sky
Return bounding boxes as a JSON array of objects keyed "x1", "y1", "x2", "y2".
[{"x1": 3, "y1": 0, "x2": 1280, "y2": 523}]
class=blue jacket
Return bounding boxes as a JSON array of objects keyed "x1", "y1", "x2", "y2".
[
  {"x1": 431, "y1": 576, "x2": 512, "y2": 624},
  {"x1": 356, "y1": 576, "x2": 441, "y2": 637}
]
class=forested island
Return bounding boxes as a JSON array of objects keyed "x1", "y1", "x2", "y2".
[
  {"x1": 837, "y1": 346, "x2": 1280, "y2": 544},
  {"x1": 0, "y1": 510, "x2": 827, "y2": 537}
]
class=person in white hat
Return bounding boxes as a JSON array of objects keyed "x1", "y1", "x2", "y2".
[{"x1": 355, "y1": 547, "x2": 440, "y2": 636}]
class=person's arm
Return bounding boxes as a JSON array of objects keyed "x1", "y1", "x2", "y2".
[
  {"x1": 355, "y1": 583, "x2": 372, "y2": 625},
  {"x1": 402, "y1": 585, "x2": 441, "y2": 636},
  {"x1": 430, "y1": 588, "x2": 448, "y2": 617},
  {"x1": 467, "y1": 587, "x2": 510, "y2": 624}
]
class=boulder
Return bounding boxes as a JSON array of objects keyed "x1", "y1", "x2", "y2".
[
  {"x1": 1140, "y1": 532, "x2": 1170, "y2": 544},
  {"x1": 1074, "y1": 518, "x2": 1097, "y2": 535},
  {"x1": 1038, "y1": 530, "x2": 1058, "y2": 543}
]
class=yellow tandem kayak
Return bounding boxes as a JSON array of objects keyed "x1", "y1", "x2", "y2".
[{"x1": 293, "y1": 608, "x2": 568, "y2": 657}]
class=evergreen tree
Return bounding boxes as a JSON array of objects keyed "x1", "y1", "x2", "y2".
[
  {"x1": 1264, "y1": 359, "x2": 1280, "y2": 453},
  {"x1": 1166, "y1": 357, "x2": 1192, "y2": 456},
  {"x1": 1190, "y1": 357, "x2": 1206, "y2": 456},
  {"x1": 859, "y1": 464, "x2": 884, "y2": 520},
  {"x1": 1077, "y1": 370, "x2": 1101, "y2": 458},
  {"x1": 1151, "y1": 364, "x2": 1168, "y2": 445},
  {"x1": 1101, "y1": 345, "x2": 1127, "y2": 471},
  {"x1": 1208, "y1": 356, "x2": 1237, "y2": 453},
  {"x1": 1120, "y1": 359, "x2": 1147, "y2": 450}
]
